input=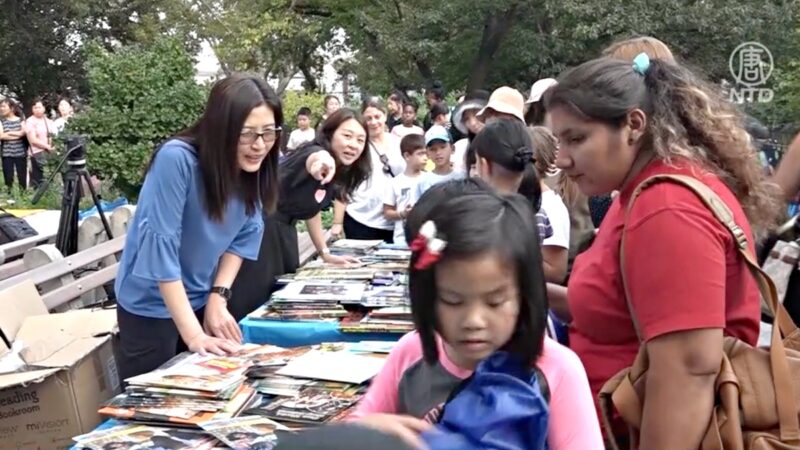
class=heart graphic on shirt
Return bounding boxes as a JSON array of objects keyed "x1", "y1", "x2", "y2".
[{"x1": 314, "y1": 189, "x2": 326, "y2": 203}]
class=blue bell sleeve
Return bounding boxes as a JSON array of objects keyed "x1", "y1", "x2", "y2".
[
  {"x1": 130, "y1": 142, "x2": 192, "y2": 282},
  {"x1": 227, "y1": 211, "x2": 265, "y2": 260}
]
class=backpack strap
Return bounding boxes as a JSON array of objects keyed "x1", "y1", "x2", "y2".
[
  {"x1": 619, "y1": 174, "x2": 800, "y2": 442},
  {"x1": 438, "y1": 364, "x2": 551, "y2": 423}
]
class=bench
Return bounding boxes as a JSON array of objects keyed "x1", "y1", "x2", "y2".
[
  {"x1": 0, "y1": 218, "x2": 326, "y2": 313},
  {"x1": 297, "y1": 230, "x2": 332, "y2": 265},
  {"x1": 0, "y1": 235, "x2": 125, "y2": 311}
]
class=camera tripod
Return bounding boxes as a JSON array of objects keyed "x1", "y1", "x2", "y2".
[{"x1": 32, "y1": 136, "x2": 113, "y2": 256}]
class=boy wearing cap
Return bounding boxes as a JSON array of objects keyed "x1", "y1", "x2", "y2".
[{"x1": 415, "y1": 125, "x2": 462, "y2": 198}]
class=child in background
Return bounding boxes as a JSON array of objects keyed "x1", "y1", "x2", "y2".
[
  {"x1": 352, "y1": 178, "x2": 603, "y2": 450},
  {"x1": 391, "y1": 101, "x2": 424, "y2": 139},
  {"x1": 415, "y1": 125, "x2": 461, "y2": 198},
  {"x1": 286, "y1": 107, "x2": 315, "y2": 153},
  {"x1": 429, "y1": 102, "x2": 450, "y2": 128},
  {"x1": 383, "y1": 134, "x2": 428, "y2": 246}
]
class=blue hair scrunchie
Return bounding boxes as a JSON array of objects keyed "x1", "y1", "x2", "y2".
[{"x1": 632, "y1": 52, "x2": 651, "y2": 75}]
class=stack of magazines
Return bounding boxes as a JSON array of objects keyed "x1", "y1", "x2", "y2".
[
  {"x1": 99, "y1": 353, "x2": 257, "y2": 427},
  {"x1": 255, "y1": 281, "x2": 366, "y2": 321},
  {"x1": 340, "y1": 306, "x2": 415, "y2": 334}
]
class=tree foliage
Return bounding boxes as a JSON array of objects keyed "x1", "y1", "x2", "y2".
[
  {"x1": 0, "y1": 0, "x2": 198, "y2": 109},
  {"x1": 184, "y1": 0, "x2": 338, "y2": 94},
  {"x1": 66, "y1": 38, "x2": 206, "y2": 199},
  {"x1": 313, "y1": 0, "x2": 798, "y2": 99}
]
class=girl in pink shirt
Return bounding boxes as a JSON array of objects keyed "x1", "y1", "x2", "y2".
[{"x1": 353, "y1": 178, "x2": 603, "y2": 450}]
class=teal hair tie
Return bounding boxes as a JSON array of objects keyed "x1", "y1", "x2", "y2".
[{"x1": 632, "y1": 52, "x2": 650, "y2": 75}]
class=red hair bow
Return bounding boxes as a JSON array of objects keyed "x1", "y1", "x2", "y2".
[{"x1": 410, "y1": 221, "x2": 447, "y2": 270}]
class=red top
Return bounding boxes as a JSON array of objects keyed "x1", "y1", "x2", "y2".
[{"x1": 568, "y1": 159, "x2": 760, "y2": 414}]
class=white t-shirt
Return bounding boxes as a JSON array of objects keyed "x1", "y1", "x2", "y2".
[
  {"x1": 287, "y1": 128, "x2": 316, "y2": 151},
  {"x1": 346, "y1": 134, "x2": 406, "y2": 230},
  {"x1": 540, "y1": 190, "x2": 570, "y2": 249},
  {"x1": 382, "y1": 173, "x2": 422, "y2": 245},
  {"x1": 452, "y1": 139, "x2": 469, "y2": 174},
  {"x1": 415, "y1": 170, "x2": 465, "y2": 199},
  {"x1": 391, "y1": 124, "x2": 424, "y2": 140}
]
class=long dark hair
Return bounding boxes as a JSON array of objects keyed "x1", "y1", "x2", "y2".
[
  {"x1": 0, "y1": 98, "x2": 22, "y2": 118},
  {"x1": 312, "y1": 108, "x2": 371, "y2": 200},
  {"x1": 405, "y1": 178, "x2": 548, "y2": 365},
  {"x1": 151, "y1": 74, "x2": 283, "y2": 221},
  {"x1": 471, "y1": 119, "x2": 542, "y2": 210},
  {"x1": 544, "y1": 57, "x2": 781, "y2": 233}
]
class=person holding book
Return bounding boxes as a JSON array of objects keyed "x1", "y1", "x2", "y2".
[
  {"x1": 231, "y1": 108, "x2": 372, "y2": 320},
  {"x1": 114, "y1": 75, "x2": 283, "y2": 380},
  {"x1": 383, "y1": 134, "x2": 428, "y2": 246},
  {"x1": 350, "y1": 179, "x2": 603, "y2": 449}
]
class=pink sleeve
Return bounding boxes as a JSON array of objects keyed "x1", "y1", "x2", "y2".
[
  {"x1": 348, "y1": 332, "x2": 424, "y2": 420},
  {"x1": 539, "y1": 338, "x2": 604, "y2": 450}
]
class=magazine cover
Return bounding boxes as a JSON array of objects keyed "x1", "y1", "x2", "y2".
[
  {"x1": 273, "y1": 281, "x2": 366, "y2": 302},
  {"x1": 251, "y1": 388, "x2": 361, "y2": 425},
  {"x1": 330, "y1": 239, "x2": 384, "y2": 251},
  {"x1": 74, "y1": 424, "x2": 218, "y2": 450},
  {"x1": 199, "y1": 416, "x2": 290, "y2": 450},
  {"x1": 252, "y1": 376, "x2": 310, "y2": 397},
  {"x1": 293, "y1": 268, "x2": 376, "y2": 280},
  {"x1": 125, "y1": 353, "x2": 250, "y2": 393}
]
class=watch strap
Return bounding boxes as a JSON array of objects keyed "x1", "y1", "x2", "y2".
[{"x1": 210, "y1": 286, "x2": 232, "y2": 301}]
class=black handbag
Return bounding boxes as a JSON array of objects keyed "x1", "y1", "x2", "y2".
[{"x1": 0, "y1": 208, "x2": 38, "y2": 245}]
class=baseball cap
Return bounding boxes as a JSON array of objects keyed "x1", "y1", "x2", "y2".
[
  {"x1": 425, "y1": 125, "x2": 451, "y2": 146},
  {"x1": 476, "y1": 86, "x2": 525, "y2": 123},
  {"x1": 526, "y1": 78, "x2": 558, "y2": 104}
]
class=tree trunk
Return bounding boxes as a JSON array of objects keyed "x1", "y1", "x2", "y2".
[
  {"x1": 466, "y1": 3, "x2": 519, "y2": 92},
  {"x1": 414, "y1": 58, "x2": 435, "y2": 85},
  {"x1": 298, "y1": 56, "x2": 318, "y2": 92},
  {"x1": 274, "y1": 71, "x2": 295, "y2": 95}
]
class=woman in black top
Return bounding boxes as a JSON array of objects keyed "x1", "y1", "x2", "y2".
[{"x1": 230, "y1": 108, "x2": 372, "y2": 319}]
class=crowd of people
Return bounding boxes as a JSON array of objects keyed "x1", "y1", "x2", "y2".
[
  {"x1": 0, "y1": 97, "x2": 74, "y2": 191},
  {"x1": 112, "y1": 35, "x2": 800, "y2": 450}
]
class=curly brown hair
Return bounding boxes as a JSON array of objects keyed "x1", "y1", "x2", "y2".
[{"x1": 544, "y1": 57, "x2": 782, "y2": 235}]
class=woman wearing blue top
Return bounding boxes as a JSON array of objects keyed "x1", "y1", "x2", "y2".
[{"x1": 115, "y1": 75, "x2": 284, "y2": 380}]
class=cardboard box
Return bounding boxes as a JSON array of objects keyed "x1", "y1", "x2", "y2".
[{"x1": 0, "y1": 280, "x2": 120, "y2": 450}]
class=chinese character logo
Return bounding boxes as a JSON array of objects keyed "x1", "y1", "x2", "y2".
[{"x1": 729, "y1": 42, "x2": 773, "y2": 87}]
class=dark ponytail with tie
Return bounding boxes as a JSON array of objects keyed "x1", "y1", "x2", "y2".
[{"x1": 471, "y1": 120, "x2": 535, "y2": 172}]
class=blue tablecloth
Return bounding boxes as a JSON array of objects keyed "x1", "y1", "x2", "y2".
[{"x1": 239, "y1": 316, "x2": 401, "y2": 347}]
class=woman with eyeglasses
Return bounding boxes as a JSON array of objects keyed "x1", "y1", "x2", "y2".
[
  {"x1": 331, "y1": 98, "x2": 405, "y2": 242},
  {"x1": 231, "y1": 108, "x2": 373, "y2": 320},
  {"x1": 114, "y1": 75, "x2": 283, "y2": 380}
]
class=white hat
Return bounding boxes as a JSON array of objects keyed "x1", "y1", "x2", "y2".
[
  {"x1": 526, "y1": 78, "x2": 558, "y2": 104},
  {"x1": 476, "y1": 87, "x2": 525, "y2": 123}
]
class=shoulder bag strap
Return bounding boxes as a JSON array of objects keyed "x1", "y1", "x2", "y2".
[
  {"x1": 370, "y1": 141, "x2": 395, "y2": 178},
  {"x1": 620, "y1": 174, "x2": 800, "y2": 441}
]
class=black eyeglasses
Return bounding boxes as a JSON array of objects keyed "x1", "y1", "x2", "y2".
[{"x1": 240, "y1": 127, "x2": 282, "y2": 145}]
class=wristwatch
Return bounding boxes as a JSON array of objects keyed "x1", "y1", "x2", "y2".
[{"x1": 210, "y1": 286, "x2": 232, "y2": 301}]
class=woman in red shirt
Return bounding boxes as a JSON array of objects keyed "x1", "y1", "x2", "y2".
[{"x1": 543, "y1": 55, "x2": 782, "y2": 449}]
